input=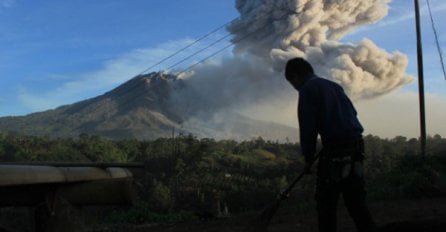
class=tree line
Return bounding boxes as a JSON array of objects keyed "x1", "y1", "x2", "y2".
[{"x1": 0, "y1": 132, "x2": 445, "y2": 223}]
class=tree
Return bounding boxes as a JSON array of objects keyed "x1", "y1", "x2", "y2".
[{"x1": 148, "y1": 180, "x2": 175, "y2": 213}]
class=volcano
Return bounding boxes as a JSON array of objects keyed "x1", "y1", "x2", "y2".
[{"x1": 0, "y1": 73, "x2": 298, "y2": 141}]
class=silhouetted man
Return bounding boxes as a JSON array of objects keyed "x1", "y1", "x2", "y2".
[{"x1": 284, "y1": 57, "x2": 376, "y2": 232}]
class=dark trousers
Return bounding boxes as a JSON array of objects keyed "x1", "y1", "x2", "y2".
[{"x1": 315, "y1": 149, "x2": 376, "y2": 232}]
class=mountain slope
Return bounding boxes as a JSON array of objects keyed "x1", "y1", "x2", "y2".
[{"x1": 0, "y1": 73, "x2": 298, "y2": 141}]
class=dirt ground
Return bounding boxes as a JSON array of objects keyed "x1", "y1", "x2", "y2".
[{"x1": 91, "y1": 196, "x2": 446, "y2": 232}]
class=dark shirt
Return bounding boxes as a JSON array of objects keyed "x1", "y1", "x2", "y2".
[{"x1": 298, "y1": 75, "x2": 363, "y2": 162}]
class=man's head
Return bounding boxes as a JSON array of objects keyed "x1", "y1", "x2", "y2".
[{"x1": 284, "y1": 57, "x2": 314, "y2": 90}]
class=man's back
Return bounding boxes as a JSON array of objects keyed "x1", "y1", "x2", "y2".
[{"x1": 298, "y1": 76, "x2": 363, "y2": 155}]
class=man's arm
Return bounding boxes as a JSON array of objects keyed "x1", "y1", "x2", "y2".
[{"x1": 298, "y1": 87, "x2": 318, "y2": 164}]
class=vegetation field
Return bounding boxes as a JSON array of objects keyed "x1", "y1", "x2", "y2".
[{"x1": 0, "y1": 133, "x2": 445, "y2": 231}]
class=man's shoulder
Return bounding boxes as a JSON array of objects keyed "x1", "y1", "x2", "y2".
[
  {"x1": 303, "y1": 76, "x2": 335, "y2": 88},
  {"x1": 299, "y1": 76, "x2": 323, "y2": 96},
  {"x1": 300, "y1": 76, "x2": 344, "y2": 97}
]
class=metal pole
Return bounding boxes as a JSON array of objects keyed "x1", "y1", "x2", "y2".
[
  {"x1": 414, "y1": 0, "x2": 427, "y2": 158},
  {"x1": 0, "y1": 162, "x2": 146, "y2": 168},
  {"x1": 172, "y1": 126, "x2": 176, "y2": 155}
]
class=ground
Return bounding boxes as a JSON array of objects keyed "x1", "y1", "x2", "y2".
[{"x1": 90, "y1": 196, "x2": 446, "y2": 232}]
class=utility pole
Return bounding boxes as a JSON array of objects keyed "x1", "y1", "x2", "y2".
[
  {"x1": 414, "y1": 0, "x2": 427, "y2": 159},
  {"x1": 172, "y1": 125, "x2": 176, "y2": 155}
]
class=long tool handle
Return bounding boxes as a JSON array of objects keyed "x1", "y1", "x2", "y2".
[
  {"x1": 279, "y1": 154, "x2": 319, "y2": 200},
  {"x1": 278, "y1": 171, "x2": 306, "y2": 200},
  {"x1": 247, "y1": 155, "x2": 320, "y2": 232}
]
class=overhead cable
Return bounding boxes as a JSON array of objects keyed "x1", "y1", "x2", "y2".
[
  {"x1": 166, "y1": 33, "x2": 233, "y2": 71},
  {"x1": 176, "y1": 10, "x2": 298, "y2": 76},
  {"x1": 426, "y1": 0, "x2": 446, "y2": 80},
  {"x1": 137, "y1": 18, "x2": 238, "y2": 76}
]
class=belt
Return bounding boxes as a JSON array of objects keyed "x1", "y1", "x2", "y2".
[{"x1": 322, "y1": 135, "x2": 364, "y2": 152}]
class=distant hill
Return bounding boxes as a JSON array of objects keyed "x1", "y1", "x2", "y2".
[{"x1": 0, "y1": 73, "x2": 298, "y2": 141}]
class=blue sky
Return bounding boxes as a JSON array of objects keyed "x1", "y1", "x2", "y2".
[
  {"x1": 0, "y1": 0, "x2": 237, "y2": 115},
  {"x1": 1, "y1": 0, "x2": 445, "y2": 137}
]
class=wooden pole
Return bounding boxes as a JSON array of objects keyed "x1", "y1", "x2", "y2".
[{"x1": 414, "y1": 0, "x2": 426, "y2": 158}]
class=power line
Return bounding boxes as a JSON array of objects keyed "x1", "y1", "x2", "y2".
[
  {"x1": 138, "y1": 9, "x2": 299, "y2": 77},
  {"x1": 137, "y1": 18, "x2": 238, "y2": 76},
  {"x1": 176, "y1": 41, "x2": 234, "y2": 76},
  {"x1": 426, "y1": 0, "x2": 446, "y2": 80},
  {"x1": 166, "y1": 33, "x2": 233, "y2": 71},
  {"x1": 175, "y1": 10, "x2": 297, "y2": 76},
  {"x1": 137, "y1": 7, "x2": 299, "y2": 77}
]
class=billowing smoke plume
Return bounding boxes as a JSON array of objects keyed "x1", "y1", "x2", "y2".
[
  {"x1": 227, "y1": 0, "x2": 412, "y2": 99},
  {"x1": 169, "y1": 0, "x2": 412, "y2": 123}
]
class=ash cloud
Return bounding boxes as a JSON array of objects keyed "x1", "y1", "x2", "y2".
[
  {"x1": 169, "y1": 0, "x2": 413, "y2": 122},
  {"x1": 227, "y1": 0, "x2": 412, "y2": 99},
  {"x1": 170, "y1": 55, "x2": 282, "y2": 119}
]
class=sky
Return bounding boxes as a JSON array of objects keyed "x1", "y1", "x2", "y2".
[{"x1": 0, "y1": 0, "x2": 445, "y2": 139}]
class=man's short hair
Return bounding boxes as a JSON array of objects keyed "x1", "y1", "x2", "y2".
[{"x1": 285, "y1": 58, "x2": 314, "y2": 81}]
